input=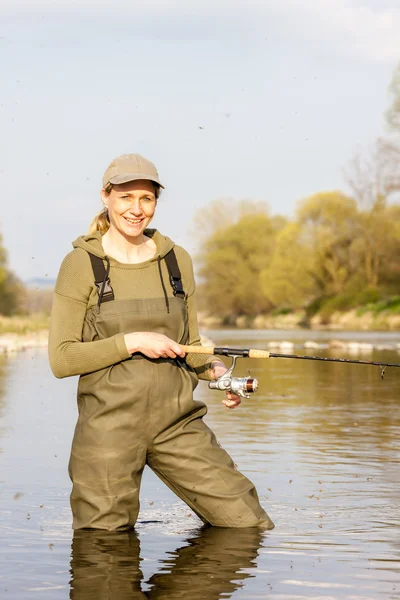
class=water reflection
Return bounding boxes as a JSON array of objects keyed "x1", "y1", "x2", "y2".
[{"x1": 70, "y1": 526, "x2": 264, "y2": 599}]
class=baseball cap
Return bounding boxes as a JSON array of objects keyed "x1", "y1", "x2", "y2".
[{"x1": 102, "y1": 154, "x2": 165, "y2": 189}]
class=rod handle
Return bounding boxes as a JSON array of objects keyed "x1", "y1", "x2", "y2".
[
  {"x1": 248, "y1": 349, "x2": 270, "y2": 359},
  {"x1": 179, "y1": 345, "x2": 270, "y2": 359},
  {"x1": 179, "y1": 345, "x2": 215, "y2": 354}
]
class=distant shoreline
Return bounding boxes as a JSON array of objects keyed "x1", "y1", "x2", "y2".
[
  {"x1": 198, "y1": 309, "x2": 400, "y2": 332},
  {"x1": 1, "y1": 307, "x2": 400, "y2": 356},
  {"x1": 1, "y1": 330, "x2": 399, "y2": 357},
  {"x1": 0, "y1": 331, "x2": 48, "y2": 354}
]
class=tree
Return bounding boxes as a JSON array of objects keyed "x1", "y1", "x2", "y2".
[
  {"x1": 344, "y1": 145, "x2": 394, "y2": 208},
  {"x1": 0, "y1": 272, "x2": 27, "y2": 316},
  {"x1": 0, "y1": 230, "x2": 26, "y2": 315},
  {"x1": 344, "y1": 146, "x2": 400, "y2": 288},
  {"x1": 378, "y1": 63, "x2": 400, "y2": 200},
  {"x1": 197, "y1": 212, "x2": 285, "y2": 318},
  {"x1": 296, "y1": 191, "x2": 360, "y2": 296},
  {"x1": 260, "y1": 222, "x2": 317, "y2": 309},
  {"x1": 386, "y1": 62, "x2": 400, "y2": 133},
  {"x1": 369, "y1": 203, "x2": 400, "y2": 291},
  {"x1": 190, "y1": 198, "x2": 270, "y2": 243}
]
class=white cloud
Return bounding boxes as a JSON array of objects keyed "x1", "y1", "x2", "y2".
[{"x1": 2, "y1": 0, "x2": 400, "y2": 61}]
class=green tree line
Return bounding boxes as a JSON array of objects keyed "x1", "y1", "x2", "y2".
[{"x1": 195, "y1": 192, "x2": 400, "y2": 323}]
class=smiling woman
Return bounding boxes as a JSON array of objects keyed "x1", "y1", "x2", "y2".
[
  {"x1": 88, "y1": 154, "x2": 163, "y2": 241},
  {"x1": 48, "y1": 153, "x2": 274, "y2": 532},
  {"x1": 100, "y1": 180, "x2": 159, "y2": 264}
]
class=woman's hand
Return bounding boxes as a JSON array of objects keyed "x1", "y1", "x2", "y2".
[
  {"x1": 124, "y1": 332, "x2": 186, "y2": 359},
  {"x1": 210, "y1": 360, "x2": 242, "y2": 410}
]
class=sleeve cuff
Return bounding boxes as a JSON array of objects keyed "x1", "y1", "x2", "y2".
[
  {"x1": 114, "y1": 332, "x2": 131, "y2": 361},
  {"x1": 194, "y1": 361, "x2": 215, "y2": 381}
]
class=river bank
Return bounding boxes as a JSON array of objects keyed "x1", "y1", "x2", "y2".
[
  {"x1": 198, "y1": 308, "x2": 400, "y2": 331},
  {"x1": 0, "y1": 314, "x2": 49, "y2": 354},
  {"x1": 0, "y1": 331, "x2": 48, "y2": 354},
  {"x1": 1, "y1": 306, "x2": 400, "y2": 355}
]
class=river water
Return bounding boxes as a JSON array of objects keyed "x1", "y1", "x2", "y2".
[{"x1": 0, "y1": 329, "x2": 399, "y2": 599}]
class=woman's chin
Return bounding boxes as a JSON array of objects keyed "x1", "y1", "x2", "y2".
[{"x1": 118, "y1": 222, "x2": 146, "y2": 239}]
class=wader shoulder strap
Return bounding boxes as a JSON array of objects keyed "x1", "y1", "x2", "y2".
[
  {"x1": 164, "y1": 249, "x2": 185, "y2": 299},
  {"x1": 87, "y1": 249, "x2": 183, "y2": 304},
  {"x1": 87, "y1": 253, "x2": 114, "y2": 304}
]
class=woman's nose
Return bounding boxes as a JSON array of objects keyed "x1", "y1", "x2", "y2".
[{"x1": 129, "y1": 200, "x2": 143, "y2": 215}]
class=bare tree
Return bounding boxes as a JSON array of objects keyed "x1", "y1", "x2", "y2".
[
  {"x1": 343, "y1": 141, "x2": 399, "y2": 208},
  {"x1": 189, "y1": 197, "x2": 270, "y2": 242},
  {"x1": 377, "y1": 136, "x2": 400, "y2": 201},
  {"x1": 386, "y1": 62, "x2": 400, "y2": 133}
]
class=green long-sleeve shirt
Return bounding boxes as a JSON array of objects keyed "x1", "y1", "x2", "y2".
[{"x1": 49, "y1": 229, "x2": 215, "y2": 380}]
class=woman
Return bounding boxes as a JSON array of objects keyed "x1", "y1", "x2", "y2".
[{"x1": 49, "y1": 153, "x2": 274, "y2": 531}]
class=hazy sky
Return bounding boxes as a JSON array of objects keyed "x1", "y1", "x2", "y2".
[{"x1": 1, "y1": 0, "x2": 399, "y2": 280}]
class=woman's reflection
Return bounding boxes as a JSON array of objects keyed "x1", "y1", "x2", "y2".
[{"x1": 70, "y1": 525, "x2": 266, "y2": 599}]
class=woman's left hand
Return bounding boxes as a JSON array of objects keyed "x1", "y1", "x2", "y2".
[{"x1": 210, "y1": 361, "x2": 242, "y2": 409}]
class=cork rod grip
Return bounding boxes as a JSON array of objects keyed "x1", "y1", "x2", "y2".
[
  {"x1": 179, "y1": 345, "x2": 270, "y2": 358},
  {"x1": 248, "y1": 349, "x2": 270, "y2": 359},
  {"x1": 179, "y1": 345, "x2": 215, "y2": 355}
]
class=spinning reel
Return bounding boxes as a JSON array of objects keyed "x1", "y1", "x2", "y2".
[{"x1": 208, "y1": 355, "x2": 258, "y2": 399}]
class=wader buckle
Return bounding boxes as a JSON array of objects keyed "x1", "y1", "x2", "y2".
[
  {"x1": 169, "y1": 276, "x2": 185, "y2": 298},
  {"x1": 94, "y1": 279, "x2": 114, "y2": 302}
]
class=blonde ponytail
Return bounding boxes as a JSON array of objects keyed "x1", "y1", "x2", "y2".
[{"x1": 88, "y1": 208, "x2": 110, "y2": 235}]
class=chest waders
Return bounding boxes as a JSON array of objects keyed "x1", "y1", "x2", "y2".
[{"x1": 69, "y1": 250, "x2": 274, "y2": 530}]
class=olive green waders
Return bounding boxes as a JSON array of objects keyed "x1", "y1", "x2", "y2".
[{"x1": 69, "y1": 260, "x2": 274, "y2": 531}]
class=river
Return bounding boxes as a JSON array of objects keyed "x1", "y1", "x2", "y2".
[{"x1": 0, "y1": 329, "x2": 399, "y2": 599}]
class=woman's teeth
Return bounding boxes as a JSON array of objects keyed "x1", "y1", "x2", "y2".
[{"x1": 124, "y1": 217, "x2": 142, "y2": 224}]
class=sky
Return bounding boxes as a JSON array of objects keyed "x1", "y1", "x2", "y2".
[{"x1": 1, "y1": 0, "x2": 399, "y2": 280}]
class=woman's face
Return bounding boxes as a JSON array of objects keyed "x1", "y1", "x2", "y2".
[{"x1": 102, "y1": 179, "x2": 157, "y2": 239}]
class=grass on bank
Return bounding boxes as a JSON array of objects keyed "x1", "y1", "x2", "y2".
[
  {"x1": 0, "y1": 313, "x2": 50, "y2": 335},
  {"x1": 1, "y1": 292, "x2": 400, "y2": 335},
  {"x1": 304, "y1": 289, "x2": 400, "y2": 322},
  {"x1": 356, "y1": 296, "x2": 400, "y2": 316},
  {"x1": 207, "y1": 290, "x2": 400, "y2": 329}
]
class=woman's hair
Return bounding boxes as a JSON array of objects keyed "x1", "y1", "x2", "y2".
[{"x1": 88, "y1": 182, "x2": 161, "y2": 235}]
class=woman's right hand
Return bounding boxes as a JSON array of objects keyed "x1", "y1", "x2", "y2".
[{"x1": 124, "y1": 332, "x2": 186, "y2": 360}]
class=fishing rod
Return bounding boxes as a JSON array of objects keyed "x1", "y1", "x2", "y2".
[{"x1": 179, "y1": 345, "x2": 400, "y2": 398}]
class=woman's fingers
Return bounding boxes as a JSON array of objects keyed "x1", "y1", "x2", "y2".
[
  {"x1": 161, "y1": 338, "x2": 185, "y2": 359},
  {"x1": 125, "y1": 333, "x2": 186, "y2": 358},
  {"x1": 156, "y1": 342, "x2": 185, "y2": 359},
  {"x1": 222, "y1": 399, "x2": 240, "y2": 409},
  {"x1": 172, "y1": 344, "x2": 186, "y2": 358},
  {"x1": 222, "y1": 392, "x2": 242, "y2": 409}
]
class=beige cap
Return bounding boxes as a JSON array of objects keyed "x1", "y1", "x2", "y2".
[{"x1": 102, "y1": 153, "x2": 164, "y2": 189}]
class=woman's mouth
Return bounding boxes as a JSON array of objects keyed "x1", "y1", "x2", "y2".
[{"x1": 124, "y1": 216, "x2": 143, "y2": 226}]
